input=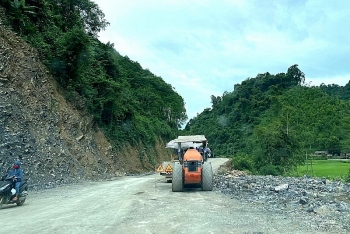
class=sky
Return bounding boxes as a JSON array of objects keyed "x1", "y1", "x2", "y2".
[{"x1": 92, "y1": 0, "x2": 350, "y2": 122}]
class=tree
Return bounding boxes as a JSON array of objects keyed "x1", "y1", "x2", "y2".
[
  {"x1": 286, "y1": 64, "x2": 305, "y2": 86},
  {"x1": 253, "y1": 119, "x2": 302, "y2": 174},
  {"x1": 326, "y1": 136, "x2": 341, "y2": 155},
  {"x1": 1, "y1": 0, "x2": 188, "y2": 148}
]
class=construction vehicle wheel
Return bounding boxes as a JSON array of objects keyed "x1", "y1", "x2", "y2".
[
  {"x1": 172, "y1": 162, "x2": 183, "y2": 192},
  {"x1": 201, "y1": 162, "x2": 213, "y2": 191}
]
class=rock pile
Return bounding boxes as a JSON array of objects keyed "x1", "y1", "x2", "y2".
[{"x1": 214, "y1": 173, "x2": 350, "y2": 231}]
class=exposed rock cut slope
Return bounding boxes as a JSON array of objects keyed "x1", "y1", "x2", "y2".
[{"x1": 0, "y1": 24, "x2": 170, "y2": 188}]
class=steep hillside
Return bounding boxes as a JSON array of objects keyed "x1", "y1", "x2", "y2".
[
  {"x1": 184, "y1": 66, "x2": 350, "y2": 175},
  {"x1": 0, "y1": 24, "x2": 172, "y2": 188}
]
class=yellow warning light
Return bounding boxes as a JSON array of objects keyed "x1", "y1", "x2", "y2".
[
  {"x1": 156, "y1": 164, "x2": 164, "y2": 172},
  {"x1": 165, "y1": 164, "x2": 173, "y2": 172}
]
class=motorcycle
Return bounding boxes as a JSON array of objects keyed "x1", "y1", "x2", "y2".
[{"x1": 0, "y1": 175, "x2": 28, "y2": 208}]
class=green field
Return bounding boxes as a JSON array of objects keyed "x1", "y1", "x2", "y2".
[{"x1": 297, "y1": 159, "x2": 350, "y2": 179}]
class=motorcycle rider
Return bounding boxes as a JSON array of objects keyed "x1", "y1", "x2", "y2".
[{"x1": 7, "y1": 161, "x2": 23, "y2": 201}]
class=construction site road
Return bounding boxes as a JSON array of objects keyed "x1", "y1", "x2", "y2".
[{"x1": 0, "y1": 158, "x2": 326, "y2": 234}]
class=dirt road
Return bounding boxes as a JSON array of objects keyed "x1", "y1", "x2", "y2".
[{"x1": 0, "y1": 158, "x2": 332, "y2": 234}]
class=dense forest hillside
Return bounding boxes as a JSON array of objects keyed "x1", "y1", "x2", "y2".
[
  {"x1": 0, "y1": 0, "x2": 187, "y2": 185},
  {"x1": 0, "y1": 0, "x2": 186, "y2": 159},
  {"x1": 184, "y1": 65, "x2": 350, "y2": 175}
]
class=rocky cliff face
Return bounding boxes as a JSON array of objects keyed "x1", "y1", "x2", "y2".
[{"x1": 0, "y1": 24, "x2": 171, "y2": 189}]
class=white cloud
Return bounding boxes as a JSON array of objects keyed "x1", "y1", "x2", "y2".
[
  {"x1": 307, "y1": 74, "x2": 350, "y2": 87},
  {"x1": 94, "y1": 0, "x2": 350, "y2": 122}
]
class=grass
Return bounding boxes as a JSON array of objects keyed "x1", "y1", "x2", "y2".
[{"x1": 296, "y1": 159, "x2": 350, "y2": 179}]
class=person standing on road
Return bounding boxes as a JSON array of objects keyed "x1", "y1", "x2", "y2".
[
  {"x1": 197, "y1": 146, "x2": 204, "y2": 154},
  {"x1": 204, "y1": 147, "x2": 211, "y2": 158},
  {"x1": 7, "y1": 161, "x2": 23, "y2": 201}
]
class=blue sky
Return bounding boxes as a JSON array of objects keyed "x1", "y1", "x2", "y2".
[{"x1": 93, "y1": 0, "x2": 350, "y2": 122}]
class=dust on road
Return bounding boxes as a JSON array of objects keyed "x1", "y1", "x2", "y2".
[{"x1": 0, "y1": 158, "x2": 332, "y2": 234}]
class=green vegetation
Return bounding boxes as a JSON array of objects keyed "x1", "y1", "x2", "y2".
[
  {"x1": 0, "y1": 0, "x2": 186, "y2": 153},
  {"x1": 2, "y1": 1, "x2": 350, "y2": 177},
  {"x1": 345, "y1": 169, "x2": 350, "y2": 183},
  {"x1": 183, "y1": 65, "x2": 350, "y2": 176},
  {"x1": 296, "y1": 160, "x2": 350, "y2": 180},
  {"x1": 230, "y1": 152, "x2": 254, "y2": 173}
]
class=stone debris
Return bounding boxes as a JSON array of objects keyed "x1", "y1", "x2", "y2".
[
  {"x1": 273, "y1": 183, "x2": 289, "y2": 192},
  {"x1": 214, "y1": 173, "x2": 350, "y2": 232}
]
